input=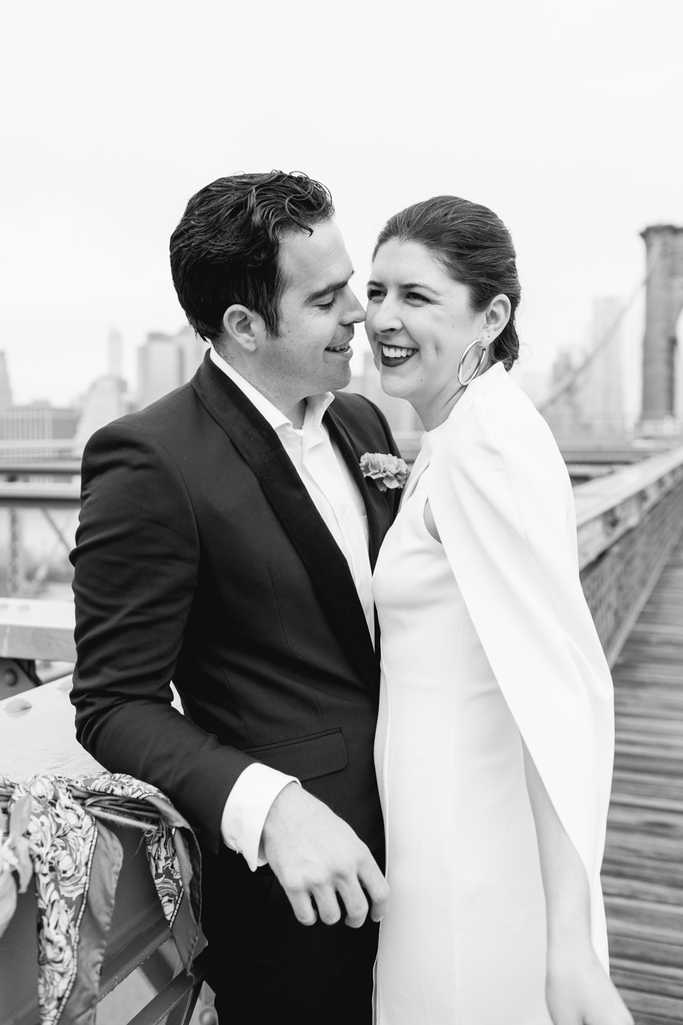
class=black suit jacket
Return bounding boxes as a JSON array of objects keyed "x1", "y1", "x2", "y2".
[{"x1": 71, "y1": 352, "x2": 401, "y2": 854}]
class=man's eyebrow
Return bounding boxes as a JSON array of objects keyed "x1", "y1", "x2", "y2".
[{"x1": 306, "y1": 272, "x2": 354, "y2": 303}]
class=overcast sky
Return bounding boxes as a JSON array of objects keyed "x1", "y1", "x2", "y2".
[{"x1": 1, "y1": 0, "x2": 682, "y2": 415}]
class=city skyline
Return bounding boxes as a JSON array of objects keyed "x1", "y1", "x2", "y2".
[
  {"x1": 0, "y1": 242, "x2": 667, "y2": 424},
  {"x1": 0, "y1": 287, "x2": 646, "y2": 416},
  {"x1": 0, "y1": 284, "x2": 645, "y2": 440},
  {"x1": 2, "y1": 1, "x2": 682, "y2": 413}
]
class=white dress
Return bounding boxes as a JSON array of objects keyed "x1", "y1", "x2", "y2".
[{"x1": 372, "y1": 365, "x2": 614, "y2": 1025}]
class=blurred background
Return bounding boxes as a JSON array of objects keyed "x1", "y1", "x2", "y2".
[{"x1": 0, "y1": 0, "x2": 682, "y2": 595}]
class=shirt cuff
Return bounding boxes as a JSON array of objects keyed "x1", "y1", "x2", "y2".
[{"x1": 220, "y1": 763, "x2": 300, "y2": 871}]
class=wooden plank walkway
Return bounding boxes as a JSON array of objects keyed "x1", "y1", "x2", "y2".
[{"x1": 602, "y1": 530, "x2": 683, "y2": 1025}]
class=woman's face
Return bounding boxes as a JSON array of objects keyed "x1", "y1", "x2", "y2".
[{"x1": 365, "y1": 239, "x2": 489, "y2": 423}]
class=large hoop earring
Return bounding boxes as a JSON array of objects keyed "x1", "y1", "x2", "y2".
[{"x1": 457, "y1": 338, "x2": 487, "y2": 386}]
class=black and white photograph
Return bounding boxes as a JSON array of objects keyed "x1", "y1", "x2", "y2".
[{"x1": 0, "y1": 2, "x2": 682, "y2": 1023}]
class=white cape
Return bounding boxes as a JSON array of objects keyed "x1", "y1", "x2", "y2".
[{"x1": 424, "y1": 363, "x2": 614, "y2": 962}]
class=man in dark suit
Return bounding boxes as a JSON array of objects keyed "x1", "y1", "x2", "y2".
[{"x1": 70, "y1": 171, "x2": 402, "y2": 1023}]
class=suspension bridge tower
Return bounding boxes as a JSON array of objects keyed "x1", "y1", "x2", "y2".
[{"x1": 641, "y1": 225, "x2": 683, "y2": 422}]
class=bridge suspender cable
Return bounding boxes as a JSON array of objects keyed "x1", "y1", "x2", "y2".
[{"x1": 537, "y1": 235, "x2": 664, "y2": 414}]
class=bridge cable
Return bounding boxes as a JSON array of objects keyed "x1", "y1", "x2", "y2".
[{"x1": 538, "y1": 235, "x2": 664, "y2": 413}]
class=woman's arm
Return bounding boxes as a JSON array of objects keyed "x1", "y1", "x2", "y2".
[{"x1": 522, "y1": 741, "x2": 633, "y2": 1025}]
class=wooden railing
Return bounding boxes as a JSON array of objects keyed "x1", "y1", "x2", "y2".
[
  {"x1": 2, "y1": 446, "x2": 683, "y2": 1022},
  {"x1": 576, "y1": 444, "x2": 683, "y2": 666}
]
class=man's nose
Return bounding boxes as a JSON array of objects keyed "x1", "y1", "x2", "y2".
[{"x1": 343, "y1": 288, "x2": 366, "y2": 323}]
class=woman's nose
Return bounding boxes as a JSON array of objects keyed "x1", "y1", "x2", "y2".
[{"x1": 370, "y1": 297, "x2": 401, "y2": 334}]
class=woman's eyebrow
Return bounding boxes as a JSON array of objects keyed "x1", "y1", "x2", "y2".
[
  {"x1": 400, "y1": 281, "x2": 438, "y2": 292},
  {"x1": 367, "y1": 278, "x2": 438, "y2": 293}
]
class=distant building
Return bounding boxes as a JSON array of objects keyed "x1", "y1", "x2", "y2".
[
  {"x1": 577, "y1": 297, "x2": 624, "y2": 433},
  {"x1": 71, "y1": 327, "x2": 131, "y2": 453},
  {"x1": 541, "y1": 298, "x2": 626, "y2": 440},
  {"x1": 107, "y1": 326, "x2": 124, "y2": 378},
  {"x1": 137, "y1": 325, "x2": 207, "y2": 409},
  {"x1": 542, "y1": 348, "x2": 584, "y2": 435},
  {"x1": 0, "y1": 352, "x2": 13, "y2": 412},
  {"x1": 73, "y1": 375, "x2": 129, "y2": 454},
  {"x1": 0, "y1": 401, "x2": 80, "y2": 457},
  {"x1": 0, "y1": 351, "x2": 80, "y2": 456}
]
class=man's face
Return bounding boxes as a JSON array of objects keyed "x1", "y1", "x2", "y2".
[{"x1": 258, "y1": 220, "x2": 366, "y2": 400}]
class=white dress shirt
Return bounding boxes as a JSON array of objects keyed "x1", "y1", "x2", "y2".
[{"x1": 210, "y1": 347, "x2": 374, "y2": 869}]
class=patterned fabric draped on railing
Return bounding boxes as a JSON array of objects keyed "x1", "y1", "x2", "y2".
[{"x1": 0, "y1": 772, "x2": 201, "y2": 1025}]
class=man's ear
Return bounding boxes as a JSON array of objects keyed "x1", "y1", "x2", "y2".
[{"x1": 222, "y1": 304, "x2": 266, "y2": 354}]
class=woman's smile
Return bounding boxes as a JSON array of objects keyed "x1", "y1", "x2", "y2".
[{"x1": 380, "y1": 344, "x2": 418, "y2": 367}]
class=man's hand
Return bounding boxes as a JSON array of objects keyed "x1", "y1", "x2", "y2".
[{"x1": 261, "y1": 782, "x2": 389, "y2": 928}]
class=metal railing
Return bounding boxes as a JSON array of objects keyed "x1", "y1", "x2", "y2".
[{"x1": 0, "y1": 461, "x2": 80, "y2": 599}]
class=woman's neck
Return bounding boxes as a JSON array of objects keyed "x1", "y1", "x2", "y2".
[
  {"x1": 416, "y1": 362, "x2": 494, "y2": 430},
  {"x1": 415, "y1": 383, "x2": 467, "y2": 432}
]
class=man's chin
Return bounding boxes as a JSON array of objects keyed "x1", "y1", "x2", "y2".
[
  {"x1": 314, "y1": 364, "x2": 353, "y2": 394},
  {"x1": 332, "y1": 366, "x2": 353, "y2": 392}
]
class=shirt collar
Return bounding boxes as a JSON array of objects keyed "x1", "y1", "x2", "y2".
[{"x1": 210, "y1": 346, "x2": 334, "y2": 431}]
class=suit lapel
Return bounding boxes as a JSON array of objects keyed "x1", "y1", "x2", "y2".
[
  {"x1": 324, "y1": 406, "x2": 387, "y2": 569},
  {"x1": 191, "y1": 356, "x2": 378, "y2": 688}
]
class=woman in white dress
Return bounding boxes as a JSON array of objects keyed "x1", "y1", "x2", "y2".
[{"x1": 367, "y1": 197, "x2": 632, "y2": 1025}]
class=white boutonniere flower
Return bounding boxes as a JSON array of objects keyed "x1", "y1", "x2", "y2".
[{"x1": 359, "y1": 452, "x2": 409, "y2": 492}]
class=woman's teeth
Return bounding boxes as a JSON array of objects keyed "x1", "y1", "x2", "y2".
[
  {"x1": 382, "y1": 346, "x2": 415, "y2": 358},
  {"x1": 380, "y1": 345, "x2": 417, "y2": 367}
]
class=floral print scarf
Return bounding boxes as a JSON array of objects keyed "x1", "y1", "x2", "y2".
[{"x1": 0, "y1": 772, "x2": 201, "y2": 1025}]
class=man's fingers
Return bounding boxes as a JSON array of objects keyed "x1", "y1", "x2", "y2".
[
  {"x1": 359, "y1": 858, "x2": 390, "y2": 922},
  {"x1": 282, "y1": 865, "x2": 387, "y2": 929},
  {"x1": 263, "y1": 789, "x2": 389, "y2": 928},
  {"x1": 336, "y1": 877, "x2": 371, "y2": 929},
  {"x1": 284, "y1": 886, "x2": 318, "y2": 927},
  {"x1": 311, "y1": 886, "x2": 344, "y2": 926},
  {"x1": 283, "y1": 880, "x2": 362, "y2": 928}
]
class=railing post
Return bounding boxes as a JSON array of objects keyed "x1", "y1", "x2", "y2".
[{"x1": 8, "y1": 506, "x2": 23, "y2": 596}]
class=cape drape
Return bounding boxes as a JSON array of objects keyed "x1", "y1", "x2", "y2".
[{"x1": 425, "y1": 363, "x2": 614, "y2": 964}]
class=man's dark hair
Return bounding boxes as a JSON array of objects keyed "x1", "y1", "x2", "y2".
[{"x1": 170, "y1": 171, "x2": 335, "y2": 342}]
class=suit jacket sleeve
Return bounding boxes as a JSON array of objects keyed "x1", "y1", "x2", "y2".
[
  {"x1": 71, "y1": 421, "x2": 259, "y2": 851},
  {"x1": 426, "y1": 367, "x2": 614, "y2": 960}
]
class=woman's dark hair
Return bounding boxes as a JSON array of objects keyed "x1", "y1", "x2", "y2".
[
  {"x1": 170, "y1": 171, "x2": 335, "y2": 342},
  {"x1": 373, "y1": 196, "x2": 521, "y2": 370}
]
